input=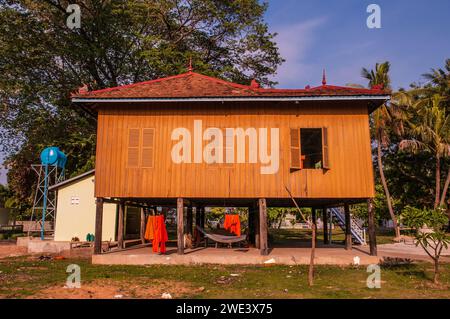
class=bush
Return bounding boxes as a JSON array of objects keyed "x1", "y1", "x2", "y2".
[
  {"x1": 10, "y1": 233, "x2": 25, "y2": 240},
  {"x1": 401, "y1": 206, "x2": 450, "y2": 283}
]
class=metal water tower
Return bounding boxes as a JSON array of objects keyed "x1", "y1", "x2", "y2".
[{"x1": 29, "y1": 147, "x2": 67, "y2": 239}]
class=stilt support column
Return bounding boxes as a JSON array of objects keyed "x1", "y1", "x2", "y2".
[
  {"x1": 258, "y1": 198, "x2": 268, "y2": 256},
  {"x1": 94, "y1": 198, "x2": 104, "y2": 255},
  {"x1": 177, "y1": 198, "x2": 184, "y2": 255}
]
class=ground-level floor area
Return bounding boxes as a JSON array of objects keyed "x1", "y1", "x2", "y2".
[
  {"x1": 92, "y1": 197, "x2": 379, "y2": 260},
  {"x1": 92, "y1": 242, "x2": 450, "y2": 266}
]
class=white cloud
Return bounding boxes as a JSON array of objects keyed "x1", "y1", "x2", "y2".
[{"x1": 271, "y1": 17, "x2": 327, "y2": 88}]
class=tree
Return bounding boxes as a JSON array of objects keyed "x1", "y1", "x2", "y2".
[
  {"x1": 267, "y1": 207, "x2": 296, "y2": 229},
  {"x1": 378, "y1": 60, "x2": 450, "y2": 212},
  {"x1": 401, "y1": 206, "x2": 450, "y2": 284},
  {"x1": 0, "y1": 0, "x2": 283, "y2": 215},
  {"x1": 422, "y1": 59, "x2": 450, "y2": 107},
  {"x1": 351, "y1": 184, "x2": 401, "y2": 227},
  {"x1": 362, "y1": 62, "x2": 401, "y2": 238},
  {"x1": 399, "y1": 94, "x2": 450, "y2": 208},
  {"x1": 422, "y1": 59, "x2": 450, "y2": 206},
  {"x1": 0, "y1": 184, "x2": 11, "y2": 207}
]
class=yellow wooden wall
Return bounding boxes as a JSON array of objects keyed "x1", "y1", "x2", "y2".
[{"x1": 94, "y1": 101, "x2": 375, "y2": 199}]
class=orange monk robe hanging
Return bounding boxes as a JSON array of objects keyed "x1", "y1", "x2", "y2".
[
  {"x1": 224, "y1": 214, "x2": 241, "y2": 236},
  {"x1": 152, "y1": 215, "x2": 168, "y2": 254},
  {"x1": 144, "y1": 215, "x2": 156, "y2": 241}
]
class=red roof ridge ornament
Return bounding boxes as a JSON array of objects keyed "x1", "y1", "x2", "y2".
[
  {"x1": 322, "y1": 69, "x2": 327, "y2": 86},
  {"x1": 371, "y1": 83, "x2": 384, "y2": 90},
  {"x1": 250, "y1": 79, "x2": 260, "y2": 89},
  {"x1": 77, "y1": 84, "x2": 89, "y2": 95}
]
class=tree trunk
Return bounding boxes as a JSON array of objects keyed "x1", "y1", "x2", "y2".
[
  {"x1": 433, "y1": 258, "x2": 439, "y2": 284},
  {"x1": 377, "y1": 134, "x2": 400, "y2": 238},
  {"x1": 439, "y1": 165, "x2": 450, "y2": 207},
  {"x1": 278, "y1": 209, "x2": 285, "y2": 229},
  {"x1": 435, "y1": 154, "x2": 441, "y2": 209}
]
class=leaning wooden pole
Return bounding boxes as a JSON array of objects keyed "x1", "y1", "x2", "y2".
[
  {"x1": 284, "y1": 186, "x2": 315, "y2": 286},
  {"x1": 309, "y1": 216, "x2": 316, "y2": 287}
]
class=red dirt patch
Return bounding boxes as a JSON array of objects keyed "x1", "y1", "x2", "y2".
[
  {"x1": 29, "y1": 278, "x2": 195, "y2": 299},
  {"x1": 0, "y1": 243, "x2": 27, "y2": 259}
]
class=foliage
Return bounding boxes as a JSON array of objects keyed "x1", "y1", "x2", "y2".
[
  {"x1": 401, "y1": 206, "x2": 450, "y2": 283},
  {"x1": 399, "y1": 93, "x2": 450, "y2": 208},
  {"x1": 0, "y1": 184, "x2": 10, "y2": 207},
  {"x1": 402, "y1": 206, "x2": 448, "y2": 230},
  {"x1": 0, "y1": 0, "x2": 283, "y2": 216},
  {"x1": 267, "y1": 207, "x2": 297, "y2": 228},
  {"x1": 362, "y1": 61, "x2": 401, "y2": 237},
  {"x1": 372, "y1": 59, "x2": 450, "y2": 214},
  {"x1": 351, "y1": 184, "x2": 400, "y2": 225},
  {"x1": 422, "y1": 59, "x2": 450, "y2": 107}
]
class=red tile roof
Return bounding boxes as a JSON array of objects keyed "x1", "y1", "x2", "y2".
[{"x1": 71, "y1": 71, "x2": 388, "y2": 100}]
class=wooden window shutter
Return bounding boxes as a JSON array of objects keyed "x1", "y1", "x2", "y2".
[
  {"x1": 290, "y1": 128, "x2": 301, "y2": 170},
  {"x1": 127, "y1": 128, "x2": 140, "y2": 167},
  {"x1": 322, "y1": 127, "x2": 330, "y2": 169},
  {"x1": 141, "y1": 128, "x2": 155, "y2": 168}
]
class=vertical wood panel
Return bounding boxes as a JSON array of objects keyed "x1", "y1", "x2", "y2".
[{"x1": 95, "y1": 102, "x2": 375, "y2": 199}]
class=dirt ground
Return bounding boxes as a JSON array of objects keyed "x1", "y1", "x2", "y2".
[
  {"x1": 0, "y1": 242, "x2": 27, "y2": 259},
  {"x1": 29, "y1": 278, "x2": 197, "y2": 299}
]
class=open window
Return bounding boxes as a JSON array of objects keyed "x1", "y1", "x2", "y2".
[{"x1": 290, "y1": 127, "x2": 330, "y2": 171}]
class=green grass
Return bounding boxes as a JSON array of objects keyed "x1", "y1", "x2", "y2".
[{"x1": 0, "y1": 256, "x2": 449, "y2": 299}]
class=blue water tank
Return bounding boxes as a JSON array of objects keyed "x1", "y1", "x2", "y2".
[{"x1": 40, "y1": 147, "x2": 67, "y2": 168}]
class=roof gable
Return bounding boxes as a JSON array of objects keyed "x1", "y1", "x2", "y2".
[{"x1": 71, "y1": 71, "x2": 388, "y2": 100}]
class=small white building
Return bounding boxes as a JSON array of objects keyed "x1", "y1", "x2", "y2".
[{"x1": 50, "y1": 170, "x2": 117, "y2": 241}]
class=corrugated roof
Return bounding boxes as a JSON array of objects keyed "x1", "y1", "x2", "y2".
[{"x1": 48, "y1": 169, "x2": 95, "y2": 191}]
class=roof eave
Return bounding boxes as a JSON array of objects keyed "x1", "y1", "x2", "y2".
[
  {"x1": 72, "y1": 95, "x2": 390, "y2": 103},
  {"x1": 48, "y1": 169, "x2": 95, "y2": 191}
]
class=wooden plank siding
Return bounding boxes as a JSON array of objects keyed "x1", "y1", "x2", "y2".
[{"x1": 94, "y1": 100, "x2": 375, "y2": 200}]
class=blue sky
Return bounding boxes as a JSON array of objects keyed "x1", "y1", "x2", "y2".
[
  {"x1": 1, "y1": 0, "x2": 449, "y2": 185},
  {"x1": 265, "y1": 0, "x2": 450, "y2": 89}
]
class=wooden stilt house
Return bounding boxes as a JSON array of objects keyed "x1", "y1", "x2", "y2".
[{"x1": 72, "y1": 70, "x2": 388, "y2": 256}]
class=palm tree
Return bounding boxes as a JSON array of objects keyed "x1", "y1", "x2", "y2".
[
  {"x1": 400, "y1": 94, "x2": 450, "y2": 208},
  {"x1": 362, "y1": 62, "x2": 401, "y2": 238},
  {"x1": 423, "y1": 59, "x2": 450, "y2": 103},
  {"x1": 422, "y1": 59, "x2": 450, "y2": 206}
]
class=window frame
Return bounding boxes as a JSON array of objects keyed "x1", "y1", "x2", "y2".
[
  {"x1": 126, "y1": 127, "x2": 155, "y2": 169},
  {"x1": 289, "y1": 127, "x2": 330, "y2": 171}
]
